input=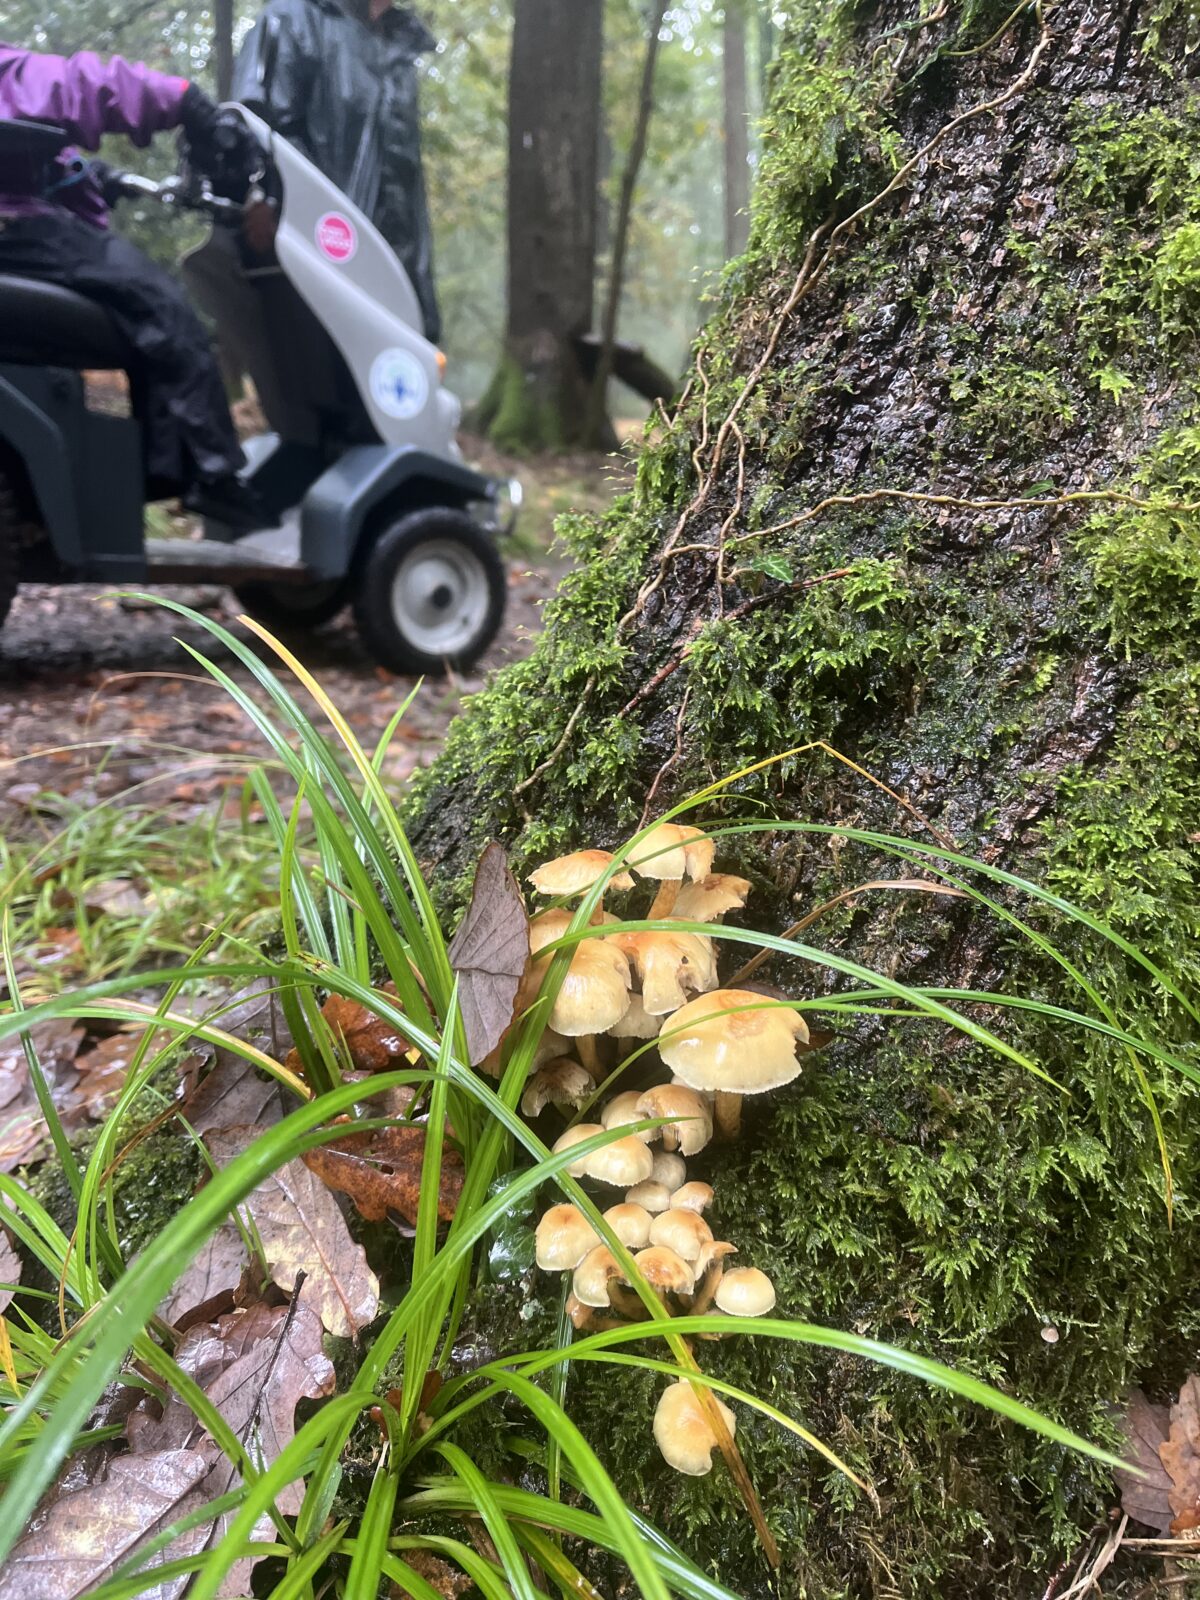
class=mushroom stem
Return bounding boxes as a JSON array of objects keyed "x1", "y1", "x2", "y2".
[
  {"x1": 648, "y1": 878, "x2": 681, "y2": 920},
  {"x1": 608, "y1": 1283, "x2": 656, "y2": 1321},
  {"x1": 577, "y1": 1033, "x2": 603, "y2": 1080},
  {"x1": 714, "y1": 1091, "x2": 742, "y2": 1140}
]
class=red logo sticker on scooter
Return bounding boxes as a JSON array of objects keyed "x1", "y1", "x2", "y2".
[{"x1": 316, "y1": 213, "x2": 357, "y2": 263}]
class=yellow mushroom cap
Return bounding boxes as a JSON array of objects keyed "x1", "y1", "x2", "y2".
[
  {"x1": 535, "y1": 1204, "x2": 600, "y2": 1271},
  {"x1": 674, "y1": 874, "x2": 752, "y2": 923},
  {"x1": 528, "y1": 850, "x2": 635, "y2": 897},
  {"x1": 670, "y1": 1180, "x2": 714, "y2": 1214},
  {"x1": 624, "y1": 1179, "x2": 673, "y2": 1213},
  {"x1": 607, "y1": 992, "x2": 662, "y2": 1040},
  {"x1": 544, "y1": 939, "x2": 632, "y2": 1037},
  {"x1": 528, "y1": 908, "x2": 573, "y2": 955},
  {"x1": 602, "y1": 1089, "x2": 656, "y2": 1143},
  {"x1": 573, "y1": 1245, "x2": 621, "y2": 1307},
  {"x1": 657, "y1": 988, "x2": 810, "y2": 1095},
  {"x1": 584, "y1": 1133, "x2": 654, "y2": 1187},
  {"x1": 627, "y1": 823, "x2": 714, "y2": 885},
  {"x1": 651, "y1": 1150, "x2": 687, "y2": 1189},
  {"x1": 648, "y1": 1207, "x2": 714, "y2": 1262},
  {"x1": 653, "y1": 1381, "x2": 736, "y2": 1476},
  {"x1": 552, "y1": 1124, "x2": 604, "y2": 1178},
  {"x1": 627, "y1": 1245, "x2": 696, "y2": 1294},
  {"x1": 694, "y1": 1239, "x2": 738, "y2": 1278},
  {"x1": 602, "y1": 1201, "x2": 653, "y2": 1248},
  {"x1": 609, "y1": 930, "x2": 717, "y2": 1016},
  {"x1": 636, "y1": 1084, "x2": 713, "y2": 1156},
  {"x1": 714, "y1": 1266, "x2": 777, "y2": 1316},
  {"x1": 521, "y1": 1058, "x2": 594, "y2": 1118}
]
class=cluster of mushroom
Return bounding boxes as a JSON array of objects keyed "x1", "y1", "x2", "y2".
[{"x1": 520, "y1": 829, "x2": 808, "y2": 1476}]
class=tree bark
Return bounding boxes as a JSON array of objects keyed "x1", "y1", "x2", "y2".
[
  {"x1": 722, "y1": 2, "x2": 751, "y2": 259},
  {"x1": 584, "y1": 0, "x2": 669, "y2": 447},
  {"x1": 418, "y1": 0, "x2": 1200, "y2": 1591},
  {"x1": 476, "y1": 0, "x2": 605, "y2": 452}
]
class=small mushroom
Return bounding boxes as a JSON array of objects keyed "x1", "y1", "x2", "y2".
[
  {"x1": 624, "y1": 1179, "x2": 673, "y2": 1213},
  {"x1": 653, "y1": 1381, "x2": 736, "y2": 1476},
  {"x1": 535, "y1": 1204, "x2": 600, "y2": 1270},
  {"x1": 552, "y1": 1123, "x2": 605, "y2": 1178},
  {"x1": 528, "y1": 850, "x2": 635, "y2": 902},
  {"x1": 626, "y1": 1244, "x2": 695, "y2": 1296},
  {"x1": 670, "y1": 1181, "x2": 714, "y2": 1215},
  {"x1": 584, "y1": 1133, "x2": 654, "y2": 1188},
  {"x1": 602, "y1": 1201, "x2": 653, "y2": 1248},
  {"x1": 657, "y1": 987, "x2": 810, "y2": 1139},
  {"x1": 521, "y1": 1057, "x2": 595, "y2": 1118},
  {"x1": 693, "y1": 1238, "x2": 737, "y2": 1280},
  {"x1": 608, "y1": 930, "x2": 717, "y2": 1016},
  {"x1": 528, "y1": 910, "x2": 633, "y2": 1077},
  {"x1": 607, "y1": 993, "x2": 662, "y2": 1042},
  {"x1": 714, "y1": 1266, "x2": 777, "y2": 1316},
  {"x1": 573, "y1": 1245, "x2": 622, "y2": 1307},
  {"x1": 627, "y1": 823, "x2": 716, "y2": 919},
  {"x1": 636, "y1": 1085, "x2": 713, "y2": 1156},
  {"x1": 648, "y1": 1207, "x2": 714, "y2": 1262},
  {"x1": 674, "y1": 873, "x2": 752, "y2": 923},
  {"x1": 601, "y1": 1089, "x2": 656, "y2": 1144},
  {"x1": 651, "y1": 1150, "x2": 687, "y2": 1189}
]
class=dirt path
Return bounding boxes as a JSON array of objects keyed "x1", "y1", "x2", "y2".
[{"x1": 0, "y1": 561, "x2": 559, "y2": 832}]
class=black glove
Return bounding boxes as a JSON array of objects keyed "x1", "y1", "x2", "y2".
[
  {"x1": 89, "y1": 160, "x2": 127, "y2": 208},
  {"x1": 179, "y1": 84, "x2": 262, "y2": 202}
]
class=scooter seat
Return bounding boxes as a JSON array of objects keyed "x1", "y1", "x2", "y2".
[{"x1": 0, "y1": 274, "x2": 131, "y2": 369}]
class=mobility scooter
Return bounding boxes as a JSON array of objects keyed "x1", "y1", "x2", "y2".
[{"x1": 0, "y1": 109, "x2": 517, "y2": 674}]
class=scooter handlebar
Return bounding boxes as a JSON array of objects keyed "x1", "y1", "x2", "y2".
[{"x1": 113, "y1": 171, "x2": 244, "y2": 218}]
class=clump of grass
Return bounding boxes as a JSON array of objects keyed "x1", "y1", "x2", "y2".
[{"x1": 0, "y1": 598, "x2": 1188, "y2": 1597}]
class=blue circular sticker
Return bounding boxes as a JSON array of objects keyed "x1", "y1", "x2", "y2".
[{"x1": 369, "y1": 349, "x2": 429, "y2": 420}]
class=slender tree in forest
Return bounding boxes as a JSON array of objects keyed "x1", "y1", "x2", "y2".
[
  {"x1": 214, "y1": 0, "x2": 235, "y2": 100},
  {"x1": 585, "y1": 0, "x2": 670, "y2": 446},
  {"x1": 415, "y1": 1, "x2": 1200, "y2": 1590},
  {"x1": 722, "y1": 1, "x2": 751, "y2": 258},
  {"x1": 474, "y1": 0, "x2": 604, "y2": 451}
]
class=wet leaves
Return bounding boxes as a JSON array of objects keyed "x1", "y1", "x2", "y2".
[
  {"x1": 320, "y1": 985, "x2": 412, "y2": 1073},
  {"x1": 205, "y1": 1126, "x2": 379, "y2": 1339},
  {"x1": 303, "y1": 1122, "x2": 463, "y2": 1225},
  {"x1": 448, "y1": 842, "x2": 529, "y2": 1066},
  {"x1": 1117, "y1": 1378, "x2": 1200, "y2": 1537},
  {"x1": 0, "y1": 1231, "x2": 21, "y2": 1314}
]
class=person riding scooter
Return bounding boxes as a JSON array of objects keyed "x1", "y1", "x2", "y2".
[
  {"x1": 232, "y1": 0, "x2": 441, "y2": 344},
  {"x1": 0, "y1": 46, "x2": 265, "y2": 527}
]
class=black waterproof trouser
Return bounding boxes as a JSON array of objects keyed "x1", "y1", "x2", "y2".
[{"x1": 0, "y1": 210, "x2": 243, "y2": 492}]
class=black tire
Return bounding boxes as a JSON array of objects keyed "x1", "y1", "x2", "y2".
[
  {"x1": 0, "y1": 469, "x2": 21, "y2": 631},
  {"x1": 352, "y1": 507, "x2": 507, "y2": 676},
  {"x1": 230, "y1": 578, "x2": 350, "y2": 633}
]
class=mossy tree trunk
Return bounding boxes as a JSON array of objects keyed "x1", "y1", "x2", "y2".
[
  {"x1": 475, "y1": 0, "x2": 610, "y2": 453},
  {"x1": 416, "y1": 2, "x2": 1200, "y2": 1593}
]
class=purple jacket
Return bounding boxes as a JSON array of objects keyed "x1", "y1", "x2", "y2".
[{"x1": 0, "y1": 46, "x2": 189, "y2": 226}]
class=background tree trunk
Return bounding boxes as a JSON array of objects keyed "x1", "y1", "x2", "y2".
[
  {"x1": 475, "y1": 0, "x2": 605, "y2": 451},
  {"x1": 585, "y1": 0, "x2": 669, "y2": 447},
  {"x1": 213, "y1": 0, "x2": 235, "y2": 101},
  {"x1": 722, "y1": 2, "x2": 750, "y2": 259},
  {"x1": 418, "y1": 0, "x2": 1200, "y2": 1592}
]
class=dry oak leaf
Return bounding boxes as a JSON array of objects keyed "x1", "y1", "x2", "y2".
[
  {"x1": 1115, "y1": 1387, "x2": 1174, "y2": 1535},
  {"x1": 205, "y1": 1126, "x2": 379, "y2": 1338},
  {"x1": 1160, "y1": 1374, "x2": 1200, "y2": 1537},
  {"x1": 156, "y1": 1220, "x2": 247, "y2": 1334},
  {"x1": 303, "y1": 1121, "x2": 463, "y2": 1225},
  {"x1": 320, "y1": 983, "x2": 413, "y2": 1073},
  {"x1": 0, "y1": 1229, "x2": 20, "y2": 1314},
  {"x1": 0, "y1": 1447, "x2": 210, "y2": 1600},
  {"x1": 448, "y1": 842, "x2": 529, "y2": 1066}
]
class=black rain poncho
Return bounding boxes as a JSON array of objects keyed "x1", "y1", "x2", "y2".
[{"x1": 232, "y1": 0, "x2": 441, "y2": 343}]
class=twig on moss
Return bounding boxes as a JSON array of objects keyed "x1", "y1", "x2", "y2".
[
  {"x1": 640, "y1": 685, "x2": 693, "y2": 827},
  {"x1": 512, "y1": 674, "x2": 597, "y2": 798}
]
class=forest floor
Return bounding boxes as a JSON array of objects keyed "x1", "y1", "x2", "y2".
[{"x1": 0, "y1": 435, "x2": 628, "y2": 838}]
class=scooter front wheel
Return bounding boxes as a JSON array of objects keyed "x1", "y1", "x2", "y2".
[{"x1": 353, "y1": 508, "x2": 506, "y2": 676}]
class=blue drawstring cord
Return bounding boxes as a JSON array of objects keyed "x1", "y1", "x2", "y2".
[{"x1": 42, "y1": 156, "x2": 92, "y2": 198}]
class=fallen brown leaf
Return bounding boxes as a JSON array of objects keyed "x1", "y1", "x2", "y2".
[
  {"x1": 1161, "y1": 1374, "x2": 1200, "y2": 1536},
  {"x1": 181, "y1": 1052, "x2": 283, "y2": 1138},
  {"x1": 0, "y1": 1231, "x2": 20, "y2": 1314},
  {"x1": 0, "y1": 1447, "x2": 210, "y2": 1600},
  {"x1": 0, "y1": 1107, "x2": 49, "y2": 1174},
  {"x1": 448, "y1": 842, "x2": 529, "y2": 1066},
  {"x1": 320, "y1": 984, "x2": 411, "y2": 1073},
  {"x1": 69, "y1": 1030, "x2": 148, "y2": 1116},
  {"x1": 157, "y1": 1221, "x2": 247, "y2": 1334},
  {"x1": 303, "y1": 1122, "x2": 463, "y2": 1225},
  {"x1": 390, "y1": 1548, "x2": 472, "y2": 1599},
  {"x1": 205, "y1": 1126, "x2": 379, "y2": 1338},
  {"x1": 1115, "y1": 1387, "x2": 1174, "y2": 1534}
]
